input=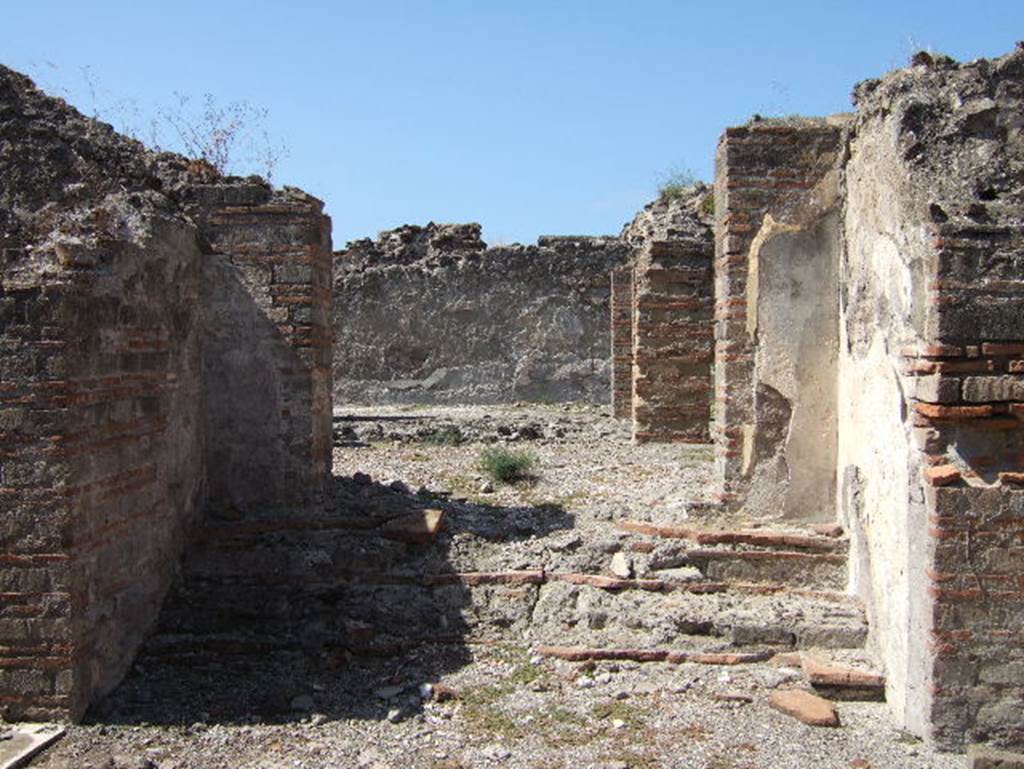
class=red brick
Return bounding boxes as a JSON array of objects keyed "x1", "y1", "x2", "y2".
[
  {"x1": 900, "y1": 344, "x2": 964, "y2": 358},
  {"x1": 925, "y1": 465, "x2": 962, "y2": 487},
  {"x1": 983, "y1": 343, "x2": 1024, "y2": 356},
  {"x1": 913, "y1": 403, "x2": 995, "y2": 420},
  {"x1": 1000, "y1": 472, "x2": 1024, "y2": 487},
  {"x1": 769, "y1": 690, "x2": 840, "y2": 727},
  {"x1": 802, "y1": 656, "x2": 885, "y2": 689}
]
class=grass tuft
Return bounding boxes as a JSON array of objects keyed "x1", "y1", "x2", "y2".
[{"x1": 479, "y1": 447, "x2": 537, "y2": 483}]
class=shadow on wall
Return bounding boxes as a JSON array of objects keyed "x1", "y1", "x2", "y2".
[{"x1": 86, "y1": 471, "x2": 575, "y2": 725}]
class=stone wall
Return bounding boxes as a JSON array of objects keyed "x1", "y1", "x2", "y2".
[
  {"x1": 842, "y1": 47, "x2": 1024, "y2": 751},
  {"x1": 712, "y1": 120, "x2": 846, "y2": 519},
  {"x1": 610, "y1": 267, "x2": 633, "y2": 418},
  {"x1": 622, "y1": 191, "x2": 715, "y2": 442},
  {"x1": 0, "y1": 66, "x2": 332, "y2": 720},
  {"x1": 334, "y1": 224, "x2": 628, "y2": 405}
]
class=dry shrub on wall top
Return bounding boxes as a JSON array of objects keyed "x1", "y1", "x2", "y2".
[
  {"x1": 30, "y1": 63, "x2": 287, "y2": 181},
  {"x1": 157, "y1": 92, "x2": 287, "y2": 181}
]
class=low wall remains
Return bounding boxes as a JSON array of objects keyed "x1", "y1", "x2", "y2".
[{"x1": 334, "y1": 224, "x2": 629, "y2": 405}]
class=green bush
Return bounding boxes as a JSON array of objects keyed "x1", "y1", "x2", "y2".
[{"x1": 479, "y1": 447, "x2": 537, "y2": 483}]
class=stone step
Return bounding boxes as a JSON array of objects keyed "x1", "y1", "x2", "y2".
[
  {"x1": 150, "y1": 569, "x2": 867, "y2": 660},
  {"x1": 178, "y1": 513, "x2": 849, "y2": 592},
  {"x1": 616, "y1": 519, "x2": 846, "y2": 552}
]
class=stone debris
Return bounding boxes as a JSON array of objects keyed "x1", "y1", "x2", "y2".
[
  {"x1": 381, "y1": 508, "x2": 446, "y2": 544},
  {"x1": 769, "y1": 689, "x2": 841, "y2": 727},
  {"x1": 967, "y1": 744, "x2": 1024, "y2": 769},
  {"x1": 609, "y1": 552, "x2": 633, "y2": 578}
]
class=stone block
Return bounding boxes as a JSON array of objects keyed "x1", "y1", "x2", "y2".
[{"x1": 968, "y1": 745, "x2": 1024, "y2": 769}]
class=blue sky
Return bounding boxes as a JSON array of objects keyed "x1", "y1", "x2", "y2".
[{"x1": 5, "y1": 1, "x2": 1022, "y2": 246}]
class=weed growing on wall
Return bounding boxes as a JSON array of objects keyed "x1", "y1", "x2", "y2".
[
  {"x1": 657, "y1": 167, "x2": 700, "y2": 202},
  {"x1": 479, "y1": 447, "x2": 537, "y2": 483}
]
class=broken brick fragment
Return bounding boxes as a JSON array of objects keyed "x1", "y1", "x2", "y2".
[{"x1": 769, "y1": 689, "x2": 840, "y2": 727}]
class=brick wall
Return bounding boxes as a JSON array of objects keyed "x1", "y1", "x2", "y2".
[
  {"x1": 1, "y1": 219, "x2": 205, "y2": 720},
  {"x1": 712, "y1": 120, "x2": 844, "y2": 515},
  {"x1": 630, "y1": 240, "x2": 713, "y2": 442},
  {"x1": 200, "y1": 187, "x2": 334, "y2": 510},
  {"x1": 610, "y1": 267, "x2": 633, "y2": 418},
  {"x1": 842, "y1": 46, "x2": 1024, "y2": 750}
]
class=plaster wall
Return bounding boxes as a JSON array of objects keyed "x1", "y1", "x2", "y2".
[
  {"x1": 840, "y1": 135, "x2": 933, "y2": 733},
  {"x1": 334, "y1": 226, "x2": 628, "y2": 405}
]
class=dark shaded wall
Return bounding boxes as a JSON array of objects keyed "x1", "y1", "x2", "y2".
[{"x1": 200, "y1": 187, "x2": 333, "y2": 510}]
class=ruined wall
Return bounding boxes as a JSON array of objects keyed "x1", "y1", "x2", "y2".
[
  {"x1": 843, "y1": 47, "x2": 1024, "y2": 750},
  {"x1": 610, "y1": 268, "x2": 634, "y2": 418},
  {"x1": 622, "y1": 191, "x2": 715, "y2": 442},
  {"x1": 0, "y1": 65, "x2": 332, "y2": 720},
  {"x1": 199, "y1": 186, "x2": 333, "y2": 510},
  {"x1": 0, "y1": 65, "x2": 210, "y2": 721},
  {"x1": 334, "y1": 225, "x2": 628, "y2": 405},
  {"x1": 712, "y1": 120, "x2": 845, "y2": 519}
]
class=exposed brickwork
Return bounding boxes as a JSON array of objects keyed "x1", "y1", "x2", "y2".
[
  {"x1": 610, "y1": 267, "x2": 633, "y2": 418},
  {"x1": 630, "y1": 240, "x2": 714, "y2": 442},
  {"x1": 1, "y1": 220, "x2": 205, "y2": 721},
  {"x1": 0, "y1": 68, "x2": 333, "y2": 721},
  {"x1": 843, "y1": 46, "x2": 1024, "y2": 751}
]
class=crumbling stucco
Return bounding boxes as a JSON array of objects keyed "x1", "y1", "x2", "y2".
[{"x1": 334, "y1": 224, "x2": 627, "y2": 405}]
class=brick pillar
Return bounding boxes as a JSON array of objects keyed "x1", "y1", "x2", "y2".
[
  {"x1": 610, "y1": 267, "x2": 634, "y2": 418},
  {"x1": 631, "y1": 240, "x2": 714, "y2": 442},
  {"x1": 201, "y1": 189, "x2": 334, "y2": 510},
  {"x1": 712, "y1": 121, "x2": 844, "y2": 509}
]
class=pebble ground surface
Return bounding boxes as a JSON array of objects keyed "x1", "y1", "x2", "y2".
[{"x1": 29, "y1": 404, "x2": 963, "y2": 769}]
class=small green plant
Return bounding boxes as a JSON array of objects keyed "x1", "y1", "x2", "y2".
[
  {"x1": 479, "y1": 447, "x2": 537, "y2": 483},
  {"x1": 700, "y1": 192, "x2": 715, "y2": 217},
  {"x1": 426, "y1": 424, "x2": 465, "y2": 446},
  {"x1": 658, "y1": 167, "x2": 700, "y2": 202}
]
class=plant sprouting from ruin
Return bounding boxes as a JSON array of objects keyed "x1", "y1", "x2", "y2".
[
  {"x1": 657, "y1": 167, "x2": 700, "y2": 202},
  {"x1": 156, "y1": 92, "x2": 287, "y2": 181},
  {"x1": 26, "y1": 63, "x2": 287, "y2": 182}
]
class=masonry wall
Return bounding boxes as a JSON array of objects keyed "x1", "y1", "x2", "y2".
[
  {"x1": 610, "y1": 267, "x2": 633, "y2": 418},
  {"x1": 630, "y1": 240, "x2": 714, "y2": 442},
  {"x1": 842, "y1": 48, "x2": 1024, "y2": 750},
  {"x1": 1, "y1": 216, "x2": 205, "y2": 721},
  {"x1": 1, "y1": 65, "x2": 334, "y2": 720},
  {"x1": 334, "y1": 225, "x2": 628, "y2": 405},
  {"x1": 199, "y1": 186, "x2": 333, "y2": 510},
  {"x1": 712, "y1": 121, "x2": 845, "y2": 519}
]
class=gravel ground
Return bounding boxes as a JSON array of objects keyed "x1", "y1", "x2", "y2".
[
  {"x1": 32, "y1": 644, "x2": 961, "y2": 769},
  {"x1": 332, "y1": 403, "x2": 717, "y2": 526},
  {"x1": 28, "y1": 405, "x2": 963, "y2": 769}
]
